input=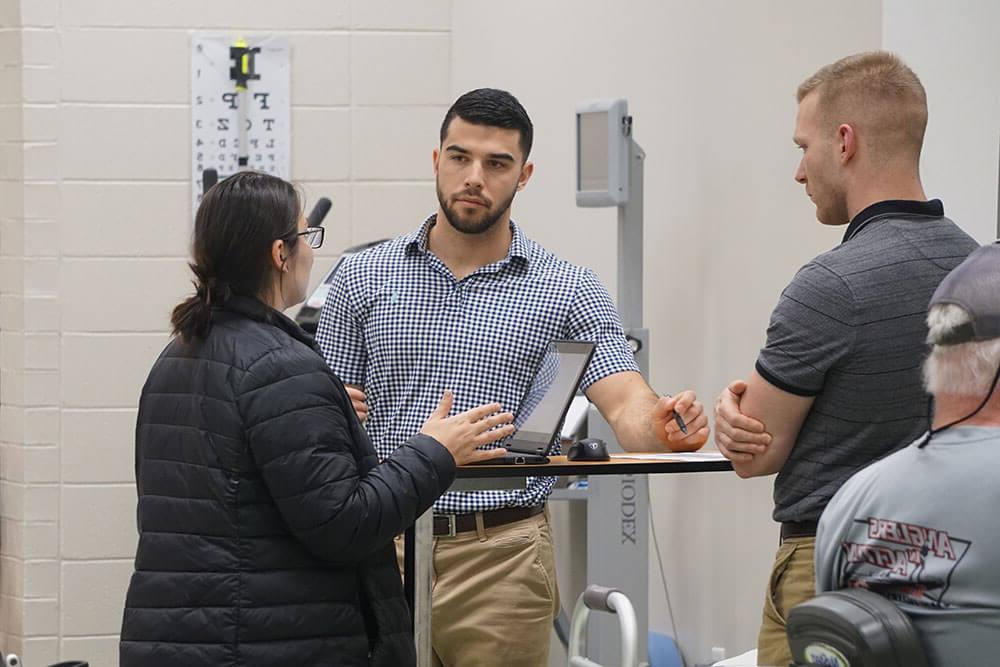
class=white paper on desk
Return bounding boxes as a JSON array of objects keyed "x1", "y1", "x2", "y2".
[{"x1": 611, "y1": 451, "x2": 728, "y2": 462}]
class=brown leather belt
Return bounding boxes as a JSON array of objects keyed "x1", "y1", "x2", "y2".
[
  {"x1": 433, "y1": 504, "x2": 545, "y2": 537},
  {"x1": 780, "y1": 519, "x2": 818, "y2": 542}
]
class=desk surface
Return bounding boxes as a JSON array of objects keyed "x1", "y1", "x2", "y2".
[{"x1": 457, "y1": 453, "x2": 732, "y2": 478}]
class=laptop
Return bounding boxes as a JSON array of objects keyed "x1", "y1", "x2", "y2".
[{"x1": 471, "y1": 339, "x2": 596, "y2": 465}]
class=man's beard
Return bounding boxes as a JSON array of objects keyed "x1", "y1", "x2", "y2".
[{"x1": 437, "y1": 183, "x2": 518, "y2": 235}]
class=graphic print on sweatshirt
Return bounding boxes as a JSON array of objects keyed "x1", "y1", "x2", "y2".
[{"x1": 837, "y1": 515, "x2": 971, "y2": 608}]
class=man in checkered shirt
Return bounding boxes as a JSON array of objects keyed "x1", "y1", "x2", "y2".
[{"x1": 316, "y1": 88, "x2": 708, "y2": 667}]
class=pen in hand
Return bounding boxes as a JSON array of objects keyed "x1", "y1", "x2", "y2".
[
  {"x1": 674, "y1": 412, "x2": 688, "y2": 435},
  {"x1": 665, "y1": 394, "x2": 688, "y2": 435}
]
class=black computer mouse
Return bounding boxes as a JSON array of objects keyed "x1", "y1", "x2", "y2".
[{"x1": 566, "y1": 437, "x2": 610, "y2": 461}]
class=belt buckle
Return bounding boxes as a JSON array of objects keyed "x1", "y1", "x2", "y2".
[{"x1": 444, "y1": 514, "x2": 457, "y2": 538}]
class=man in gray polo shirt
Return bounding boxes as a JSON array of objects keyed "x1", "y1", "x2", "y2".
[
  {"x1": 816, "y1": 243, "x2": 1000, "y2": 665},
  {"x1": 712, "y1": 51, "x2": 977, "y2": 665}
]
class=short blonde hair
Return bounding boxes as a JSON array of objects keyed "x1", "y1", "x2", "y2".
[{"x1": 798, "y1": 51, "x2": 927, "y2": 164}]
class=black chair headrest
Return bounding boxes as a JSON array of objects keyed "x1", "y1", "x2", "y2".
[{"x1": 787, "y1": 588, "x2": 928, "y2": 667}]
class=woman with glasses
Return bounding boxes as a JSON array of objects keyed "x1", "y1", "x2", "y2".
[{"x1": 120, "y1": 171, "x2": 512, "y2": 667}]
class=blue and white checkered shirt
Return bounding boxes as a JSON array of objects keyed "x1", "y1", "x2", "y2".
[{"x1": 315, "y1": 215, "x2": 638, "y2": 513}]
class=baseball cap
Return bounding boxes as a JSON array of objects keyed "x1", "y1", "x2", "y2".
[{"x1": 927, "y1": 242, "x2": 1000, "y2": 346}]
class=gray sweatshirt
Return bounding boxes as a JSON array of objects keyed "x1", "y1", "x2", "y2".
[{"x1": 815, "y1": 426, "x2": 1000, "y2": 666}]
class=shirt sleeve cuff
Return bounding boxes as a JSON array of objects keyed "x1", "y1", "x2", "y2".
[
  {"x1": 755, "y1": 360, "x2": 820, "y2": 397},
  {"x1": 580, "y1": 359, "x2": 641, "y2": 393}
]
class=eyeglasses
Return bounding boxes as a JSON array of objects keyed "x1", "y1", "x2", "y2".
[{"x1": 297, "y1": 226, "x2": 325, "y2": 249}]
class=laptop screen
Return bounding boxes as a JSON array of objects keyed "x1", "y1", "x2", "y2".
[{"x1": 512, "y1": 340, "x2": 595, "y2": 448}]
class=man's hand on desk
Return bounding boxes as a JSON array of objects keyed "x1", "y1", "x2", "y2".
[
  {"x1": 345, "y1": 384, "x2": 369, "y2": 423},
  {"x1": 713, "y1": 380, "x2": 771, "y2": 463},
  {"x1": 585, "y1": 372, "x2": 708, "y2": 452},
  {"x1": 652, "y1": 390, "x2": 709, "y2": 452}
]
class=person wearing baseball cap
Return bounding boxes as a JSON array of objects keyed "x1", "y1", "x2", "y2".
[{"x1": 814, "y1": 243, "x2": 1000, "y2": 665}]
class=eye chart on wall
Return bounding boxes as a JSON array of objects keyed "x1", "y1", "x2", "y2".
[{"x1": 191, "y1": 35, "x2": 290, "y2": 217}]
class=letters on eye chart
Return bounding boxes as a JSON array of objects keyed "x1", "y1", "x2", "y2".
[{"x1": 190, "y1": 35, "x2": 291, "y2": 218}]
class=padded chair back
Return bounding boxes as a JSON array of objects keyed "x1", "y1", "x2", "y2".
[{"x1": 787, "y1": 589, "x2": 928, "y2": 667}]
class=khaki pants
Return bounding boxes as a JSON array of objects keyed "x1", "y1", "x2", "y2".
[
  {"x1": 757, "y1": 536, "x2": 815, "y2": 666},
  {"x1": 396, "y1": 510, "x2": 559, "y2": 667}
]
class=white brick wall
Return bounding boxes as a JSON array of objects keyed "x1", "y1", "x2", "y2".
[
  {"x1": 291, "y1": 107, "x2": 352, "y2": 180},
  {"x1": 0, "y1": 1, "x2": 453, "y2": 662},
  {"x1": 60, "y1": 560, "x2": 132, "y2": 635},
  {"x1": 351, "y1": 0, "x2": 451, "y2": 31},
  {"x1": 60, "y1": 30, "x2": 189, "y2": 104},
  {"x1": 291, "y1": 34, "x2": 351, "y2": 106},
  {"x1": 60, "y1": 410, "x2": 136, "y2": 484},
  {"x1": 61, "y1": 333, "x2": 172, "y2": 408},
  {"x1": 1, "y1": 3, "x2": 63, "y2": 661},
  {"x1": 60, "y1": 486, "x2": 137, "y2": 559},
  {"x1": 59, "y1": 106, "x2": 189, "y2": 180},
  {"x1": 352, "y1": 181, "x2": 437, "y2": 240},
  {"x1": 58, "y1": 1, "x2": 351, "y2": 30},
  {"x1": 61, "y1": 636, "x2": 117, "y2": 667},
  {"x1": 351, "y1": 33, "x2": 450, "y2": 105},
  {"x1": 351, "y1": 106, "x2": 446, "y2": 180},
  {"x1": 60, "y1": 182, "x2": 190, "y2": 257},
  {"x1": 61, "y1": 259, "x2": 190, "y2": 331},
  {"x1": 17, "y1": 0, "x2": 55, "y2": 28}
]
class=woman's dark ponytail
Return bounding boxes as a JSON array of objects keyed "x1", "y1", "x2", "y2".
[
  {"x1": 170, "y1": 293, "x2": 212, "y2": 342},
  {"x1": 170, "y1": 171, "x2": 300, "y2": 342},
  {"x1": 171, "y1": 264, "x2": 234, "y2": 342}
]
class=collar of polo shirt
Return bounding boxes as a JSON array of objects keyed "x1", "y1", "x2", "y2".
[
  {"x1": 842, "y1": 199, "x2": 945, "y2": 243},
  {"x1": 405, "y1": 214, "x2": 531, "y2": 271}
]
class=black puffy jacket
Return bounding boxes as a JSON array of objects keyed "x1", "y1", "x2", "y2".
[{"x1": 120, "y1": 296, "x2": 455, "y2": 666}]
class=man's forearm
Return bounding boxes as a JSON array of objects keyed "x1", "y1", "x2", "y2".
[
  {"x1": 587, "y1": 371, "x2": 704, "y2": 452},
  {"x1": 731, "y1": 454, "x2": 782, "y2": 479},
  {"x1": 728, "y1": 371, "x2": 814, "y2": 477},
  {"x1": 607, "y1": 390, "x2": 663, "y2": 452}
]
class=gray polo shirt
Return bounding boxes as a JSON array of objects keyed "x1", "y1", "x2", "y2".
[
  {"x1": 755, "y1": 200, "x2": 976, "y2": 522},
  {"x1": 816, "y1": 427, "x2": 1000, "y2": 665}
]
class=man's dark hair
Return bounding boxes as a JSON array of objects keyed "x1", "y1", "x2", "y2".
[{"x1": 439, "y1": 88, "x2": 533, "y2": 160}]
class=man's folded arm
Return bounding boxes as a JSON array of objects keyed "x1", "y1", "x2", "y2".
[{"x1": 731, "y1": 370, "x2": 814, "y2": 478}]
